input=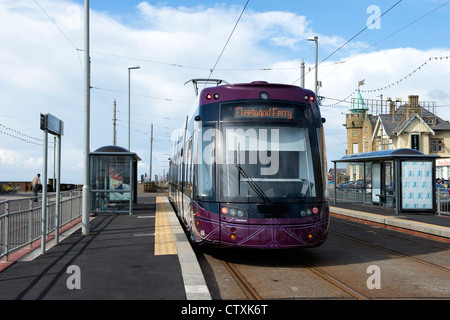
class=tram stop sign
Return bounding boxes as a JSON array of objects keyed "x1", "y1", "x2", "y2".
[{"x1": 40, "y1": 113, "x2": 64, "y2": 136}]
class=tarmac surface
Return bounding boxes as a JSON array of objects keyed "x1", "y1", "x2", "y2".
[
  {"x1": 0, "y1": 192, "x2": 209, "y2": 300},
  {"x1": 0, "y1": 191, "x2": 449, "y2": 300}
]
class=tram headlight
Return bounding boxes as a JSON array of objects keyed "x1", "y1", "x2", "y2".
[
  {"x1": 260, "y1": 91, "x2": 269, "y2": 100},
  {"x1": 221, "y1": 206, "x2": 247, "y2": 218},
  {"x1": 301, "y1": 207, "x2": 319, "y2": 218}
]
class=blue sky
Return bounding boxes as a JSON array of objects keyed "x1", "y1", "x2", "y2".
[
  {"x1": 75, "y1": 0, "x2": 450, "y2": 51},
  {"x1": 1, "y1": 0, "x2": 450, "y2": 184}
]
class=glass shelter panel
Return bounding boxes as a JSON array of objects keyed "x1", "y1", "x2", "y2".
[
  {"x1": 384, "y1": 161, "x2": 394, "y2": 207},
  {"x1": 365, "y1": 162, "x2": 372, "y2": 202},
  {"x1": 90, "y1": 155, "x2": 133, "y2": 213}
]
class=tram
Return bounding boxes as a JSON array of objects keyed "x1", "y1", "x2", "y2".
[{"x1": 168, "y1": 80, "x2": 330, "y2": 248}]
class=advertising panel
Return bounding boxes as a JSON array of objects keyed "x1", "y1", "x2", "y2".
[{"x1": 401, "y1": 161, "x2": 433, "y2": 209}]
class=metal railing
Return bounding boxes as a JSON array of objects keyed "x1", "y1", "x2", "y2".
[
  {"x1": 437, "y1": 192, "x2": 450, "y2": 216},
  {"x1": 331, "y1": 183, "x2": 449, "y2": 216},
  {"x1": 0, "y1": 190, "x2": 82, "y2": 262}
]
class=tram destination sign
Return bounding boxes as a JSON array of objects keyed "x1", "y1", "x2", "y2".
[
  {"x1": 40, "y1": 113, "x2": 64, "y2": 136},
  {"x1": 234, "y1": 106, "x2": 293, "y2": 120}
]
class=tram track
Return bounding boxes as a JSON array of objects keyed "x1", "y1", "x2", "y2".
[
  {"x1": 222, "y1": 255, "x2": 369, "y2": 300},
  {"x1": 222, "y1": 260, "x2": 262, "y2": 300},
  {"x1": 333, "y1": 216, "x2": 450, "y2": 251},
  {"x1": 331, "y1": 230, "x2": 450, "y2": 274},
  {"x1": 329, "y1": 224, "x2": 450, "y2": 275},
  {"x1": 201, "y1": 218, "x2": 449, "y2": 300}
]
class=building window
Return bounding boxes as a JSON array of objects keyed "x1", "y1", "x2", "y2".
[
  {"x1": 411, "y1": 134, "x2": 420, "y2": 151},
  {"x1": 353, "y1": 143, "x2": 358, "y2": 154},
  {"x1": 387, "y1": 138, "x2": 393, "y2": 150},
  {"x1": 431, "y1": 139, "x2": 444, "y2": 153}
]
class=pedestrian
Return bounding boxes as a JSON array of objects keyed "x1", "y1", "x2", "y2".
[{"x1": 32, "y1": 173, "x2": 41, "y2": 202}]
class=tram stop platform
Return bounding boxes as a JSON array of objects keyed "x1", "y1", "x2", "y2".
[
  {"x1": 330, "y1": 203, "x2": 450, "y2": 242},
  {"x1": 0, "y1": 192, "x2": 210, "y2": 300},
  {"x1": 0, "y1": 192, "x2": 449, "y2": 300}
]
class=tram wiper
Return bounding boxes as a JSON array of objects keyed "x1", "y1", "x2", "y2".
[{"x1": 235, "y1": 164, "x2": 271, "y2": 204}]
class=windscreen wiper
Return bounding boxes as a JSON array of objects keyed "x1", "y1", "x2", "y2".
[{"x1": 235, "y1": 164, "x2": 271, "y2": 204}]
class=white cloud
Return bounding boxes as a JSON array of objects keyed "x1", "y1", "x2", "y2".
[{"x1": 0, "y1": 149, "x2": 17, "y2": 166}]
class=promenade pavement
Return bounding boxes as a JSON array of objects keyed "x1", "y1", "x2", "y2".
[
  {"x1": 0, "y1": 190, "x2": 449, "y2": 301},
  {"x1": 0, "y1": 191, "x2": 210, "y2": 300},
  {"x1": 330, "y1": 202, "x2": 450, "y2": 242}
]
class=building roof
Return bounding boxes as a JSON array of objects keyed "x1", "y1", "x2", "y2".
[
  {"x1": 350, "y1": 90, "x2": 368, "y2": 113},
  {"x1": 371, "y1": 103, "x2": 450, "y2": 137},
  {"x1": 333, "y1": 148, "x2": 439, "y2": 163}
]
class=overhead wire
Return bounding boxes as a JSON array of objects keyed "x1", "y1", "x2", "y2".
[
  {"x1": 205, "y1": 0, "x2": 250, "y2": 82},
  {"x1": 320, "y1": 0, "x2": 450, "y2": 83},
  {"x1": 321, "y1": 54, "x2": 450, "y2": 107},
  {"x1": 33, "y1": 0, "x2": 79, "y2": 50},
  {"x1": 319, "y1": 1, "x2": 450, "y2": 106},
  {"x1": 320, "y1": 0, "x2": 403, "y2": 65},
  {"x1": 292, "y1": 0, "x2": 403, "y2": 85}
]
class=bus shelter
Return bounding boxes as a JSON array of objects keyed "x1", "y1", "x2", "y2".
[
  {"x1": 332, "y1": 148, "x2": 438, "y2": 214},
  {"x1": 90, "y1": 145, "x2": 141, "y2": 214}
]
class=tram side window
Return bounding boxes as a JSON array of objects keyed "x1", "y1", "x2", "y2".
[
  {"x1": 194, "y1": 126, "x2": 215, "y2": 200},
  {"x1": 296, "y1": 128, "x2": 316, "y2": 197},
  {"x1": 316, "y1": 127, "x2": 329, "y2": 198},
  {"x1": 184, "y1": 138, "x2": 193, "y2": 195}
]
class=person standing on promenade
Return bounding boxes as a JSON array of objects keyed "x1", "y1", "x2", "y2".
[{"x1": 32, "y1": 173, "x2": 41, "y2": 202}]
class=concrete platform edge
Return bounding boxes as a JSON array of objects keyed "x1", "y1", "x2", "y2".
[
  {"x1": 162, "y1": 196, "x2": 212, "y2": 300},
  {"x1": 330, "y1": 206, "x2": 450, "y2": 241}
]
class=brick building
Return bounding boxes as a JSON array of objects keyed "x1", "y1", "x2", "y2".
[{"x1": 343, "y1": 92, "x2": 450, "y2": 179}]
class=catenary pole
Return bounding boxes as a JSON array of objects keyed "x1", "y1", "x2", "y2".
[{"x1": 82, "y1": 0, "x2": 90, "y2": 235}]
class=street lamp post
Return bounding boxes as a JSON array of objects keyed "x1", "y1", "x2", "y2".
[
  {"x1": 307, "y1": 36, "x2": 318, "y2": 96},
  {"x1": 128, "y1": 66, "x2": 140, "y2": 151}
]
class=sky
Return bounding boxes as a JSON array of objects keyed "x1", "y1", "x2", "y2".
[{"x1": 1, "y1": 0, "x2": 450, "y2": 185}]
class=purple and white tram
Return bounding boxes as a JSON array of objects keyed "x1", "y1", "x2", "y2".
[{"x1": 169, "y1": 80, "x2": 329, "y2": 249}]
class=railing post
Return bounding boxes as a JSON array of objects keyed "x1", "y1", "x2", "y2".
[
  {"x1": 437, "y1": 193, "x2": 441, "y2": 216},
  {"x1": 4, "y1": 202, "x2": 9, "y2": 262},
  {"x1": 70, "y1": 191, "x2": 73, "y2": 222},
  {"x1": 29, "y1": 199, "x2": 33, "y2": 248}
]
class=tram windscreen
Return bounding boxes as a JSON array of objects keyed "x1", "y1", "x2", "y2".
[{"x1": 219, "y1": 124, "x2": 317, "y2": 203}]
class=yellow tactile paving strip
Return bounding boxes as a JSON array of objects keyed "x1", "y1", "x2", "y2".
[{"x1": 154, "y1": 197, "x2": 178, "y2": 255}]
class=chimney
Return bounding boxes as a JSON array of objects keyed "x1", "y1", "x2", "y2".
[
  {"x1": 390, "y1": 100, "x2": 395, "y2": 122},
  {"x1": 408, "y1": 95, "x2": 419, "y2": 114}
]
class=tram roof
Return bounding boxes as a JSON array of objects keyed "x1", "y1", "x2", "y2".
[
  {"x1": 333, "y1": 148, "x2": 439, "y2": 163},
  {"x1": 199, "y1": 81, "x2": 316, "y2": 106}
]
